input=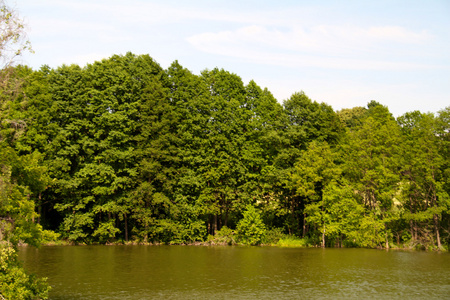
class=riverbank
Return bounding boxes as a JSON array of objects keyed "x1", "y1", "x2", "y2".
[
  {"x1": 31, "y1": 222, "x2": 447, "y2": 251},
  {"x1": 35, "y1": 235, "x2": 447, "y2": 252}
]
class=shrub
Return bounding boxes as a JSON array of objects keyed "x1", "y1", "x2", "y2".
[
  {"x1": 236, "y1": 205, "x2": 266, "y2": 245},
  {"x1": 262, "y1": 227, "x2": 285, "y2": 245},
  {"x1": 276, "y1": 236, "x2": 308, "y2": 247},
  {"x1": 207, "y1": 226, "x2": 236, "y2": 245},
  {"x1": 0, "y1": 243, "x2": 50, "y2": 299}
]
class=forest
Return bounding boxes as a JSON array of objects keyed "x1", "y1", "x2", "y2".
[
  {"x1": 0, "y1": 52, "x2": 448, "y2": 252},
  {"x1": 0, "y1": 0, "x2": 449, "y2": 298}
]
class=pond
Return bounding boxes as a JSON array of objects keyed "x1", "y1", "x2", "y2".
[{"x1": 19, "y1": 245, "x2": 450, "y2": 299}]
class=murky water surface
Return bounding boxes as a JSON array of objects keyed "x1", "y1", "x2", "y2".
[{"x1": 19, "y1": 246, "x2": 450, "y2": 299}]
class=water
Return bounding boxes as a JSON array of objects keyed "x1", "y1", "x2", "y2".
[{"x1": 19, "y1": 245, "x2": 450, "y2": 299}]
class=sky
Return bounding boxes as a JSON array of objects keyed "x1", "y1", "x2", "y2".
[{"x1": 14, "y1": 0, "x2": 450, "y2": 117}]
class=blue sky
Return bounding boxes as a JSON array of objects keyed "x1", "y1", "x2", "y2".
[{"x1": 16, "y1": 0, "x2": 450, "y2": 117}]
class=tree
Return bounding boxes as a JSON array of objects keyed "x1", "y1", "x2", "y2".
[
  {"x1": 397, "y1": 110, "x2": 449, "y2": 249},
  {"x1": 340, "y1": 103, "x2": 402, "y2": 248},
  {"x1": 243, "y1": 80, "x2": 286, "y2": 230},
  {"x1": 293, "y1": 141, "x2": 340, "y2": 246},
  {"x1": 0, "y1": 0, "x2": 33, "y2": 91},
  {"x1": 0, "y1": 0, "x2": 32, "y2": 66},
  {"x1": 236, "y1": 204, "x2": 266, "y2": 245},
  {"x1": 0, "y1": 1, "x2": 49, "y2": 298},
  {"x1": 0, "y1": 245, "x2": 50, "y2": 300},
  {"x1": 0, "y1": 71, "x2": 50, "y2": 299},
  {"x1": 36, "y1": 53, "x2": 168, "y2": 243},
  {"x1": 10, "y1": 66, "x2": 55, "y2": 228},
  {"x1": 199, "y1": 68, "x2": 253, "y2": 233},
  {"x1": 130, "y1": 60, "x2": 211, "y2": 243},
  {"x1": 273, "y1": 92, "x2": 344, "y2": 236},
  {"x1": 337, "y1": 106, "x2": 366, "y2": 129},
  {"x1": 436, "y1": 107, "x2": 450, "y2": 246}
]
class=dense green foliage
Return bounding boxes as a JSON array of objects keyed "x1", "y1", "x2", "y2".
[
  {"x1": 236, "y1": 205, "x2": 266, "y2": 245},
  {"x1": 0, "y1": 244, "x2": 50, "y2": 300},
  {"x1": 1, "y1": 53, "x2": 449, "y2": 251},
  {"x1": 0, "y1": 1, "x2": 52, "y2": 297},
  {"x1": 0, "y1": 66, "x2": 50, "y2": 298}
]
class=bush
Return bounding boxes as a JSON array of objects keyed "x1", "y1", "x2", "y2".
[
  {"x1": 0, "y1": 243, "x2": 50, "y2": 299},
  {"x1": 41, "y1": 229, "x2": 64, "y2": 245},
  {"x1": 277, "y1": 235, "x2": 308, "y2": 247},
  {"x1": 174, "y1": 220, "x2": 207, "y2": 244},
  {"x1": 276, "y1": 236, "x2": 308, "y2": 247},
  {"x1": 207, "y1": 226, "x2": 236, "y2": 245},
  {"x1": 262, "y1": 227, "x2": 285, "y2": 245},
  {"x1": 236, "y1": 205, "x2": 266, "y2": 245}
]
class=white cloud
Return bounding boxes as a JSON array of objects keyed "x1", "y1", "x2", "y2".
[
  {"x1": 16, "y1": 0, "x2": 450, "y2": 118},
  {"x1": 187, "y1": 24, "x2": 436, "y2": 71},
  {"x1": 365, "y1": 26, "x2": 431, "y2": 43},
  {"x1": 25, "y1": 1, "x2": 437, "y2": 72}
]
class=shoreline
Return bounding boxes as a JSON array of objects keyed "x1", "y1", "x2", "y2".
[{"x1": 17, "y1": 240, "x2": 446, "y2": 252}]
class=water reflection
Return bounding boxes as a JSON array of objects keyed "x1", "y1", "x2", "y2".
[{"x1": 19, "y1": 246, "x2": 450, "y2": 299}]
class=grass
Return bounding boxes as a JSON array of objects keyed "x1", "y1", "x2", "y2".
[{"x1": 276, "y1": 236, "x2": 309, "y2": 247}]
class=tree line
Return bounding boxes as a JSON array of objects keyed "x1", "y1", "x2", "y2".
[{"x1": 1, "y1": 52, "x2": 449, "y2": 251}]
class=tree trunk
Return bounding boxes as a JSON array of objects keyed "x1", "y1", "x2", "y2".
[
  {"x1": 385, "y1": 221, "x2": 389, "y2": 249},
  {"x1": 322, "y1": 223, "x2": 325, "y2": 248},
  {"x1": 434, "y1": 214, "x2": 441, "y2": 249},
  {"x1": 431, "y1": 187, "x2": 441, "y2": 249},
  {"x1": 207, "y1": 217, "x2": 211, "y2": 235},
  {"x1": 124, "y1": 213, "x2": 128, "y2": 242},
  {"x1": 290, "y1": 199, "x2": 295, "y2": 235},
  {"x1": 302, "y1": 213, "x2": 307, "y2": 238},
  {"x1": 209, "y1": 216, "x2": 213, "y2": 235},
  {"x1": 385, "y1": 232, "x2": 389, "y2": 249},
  {"x1": 224, "y1": 207, "x2": 228, "y2": 228},
  {"x1": 213, "y1": 214, "x2": 218, "y2": 235},
  {"x1": 37, "y1": 192, "x2": 42, "y2": 224},
  {"x1": 144, "y1": 223, "x2": 148, "y2": 243},
  {"x1": 409, "y1": 219, "x2": 414, "y2": 242},
  {"x1": 414, "y1": 221, "x2": 418, "y2": 241}
]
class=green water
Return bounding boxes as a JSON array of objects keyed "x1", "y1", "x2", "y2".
[{"x1": 19, "y1": 246, "x2": 450, "y2": 299}]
